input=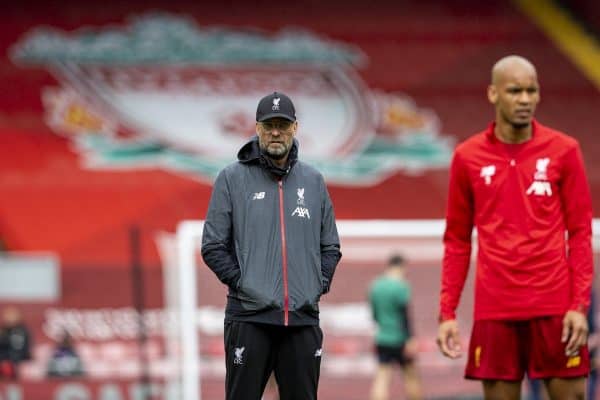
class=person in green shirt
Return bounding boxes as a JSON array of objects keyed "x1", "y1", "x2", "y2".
[{"x1": 368, "y1": 254, "x2": 422, "y2": 400}]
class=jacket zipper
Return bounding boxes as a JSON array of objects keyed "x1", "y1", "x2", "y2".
[{"x1": 278, "y1": 179, "x2": 290, "y2": 326}]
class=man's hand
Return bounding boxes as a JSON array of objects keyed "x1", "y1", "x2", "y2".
[
  {"x1": 562, "y1": 310, "x2": 588, "y2": 357},
  {"x1": 436, "y1": 319, "x2": 462, "y2": 359},
  {"x1": 403, "y1": 338, "x2": 419, "y2": 359}
]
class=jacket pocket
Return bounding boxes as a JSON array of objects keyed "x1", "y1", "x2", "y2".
[
  {"x1": 288, "y1": 248, "x2": 322, "y2": 312},
  {"x1": 236, "y1": 249, "x2": 280, "y2": 311},
  {"x1": 236, "y1": 284, "x2": 273, "y2": 311},
  {"x1": 297, "y1": 297, "x2": 320, "y2": 313}
]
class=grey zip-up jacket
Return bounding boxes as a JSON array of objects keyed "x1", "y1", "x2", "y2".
[{"x1": 201, "y1": 136, "x2": 342, "y2": 326}]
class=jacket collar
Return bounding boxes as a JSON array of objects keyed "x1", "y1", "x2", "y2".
[{"x1": 237, "y1": 135, "x2": 299, "y2": 177}]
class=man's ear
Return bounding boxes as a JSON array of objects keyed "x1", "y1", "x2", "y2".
[{"x1": 487, "y1": 84, "x2": 498, "y2": 105}]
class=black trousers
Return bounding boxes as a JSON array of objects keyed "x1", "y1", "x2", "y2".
[{"x1": 224, "y1": 321, "x2": 323, "y2": 400}]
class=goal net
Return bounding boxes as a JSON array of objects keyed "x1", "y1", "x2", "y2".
[{"x1": 162, "y1": 219, "x2": 600, "y2": 400}]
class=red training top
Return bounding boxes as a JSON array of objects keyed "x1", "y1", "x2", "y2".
[{"x1": 440, "y1": 120, "x2": 593, "y2": 321}]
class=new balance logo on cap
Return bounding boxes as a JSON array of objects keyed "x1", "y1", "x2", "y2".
[
  {"x1": 256, "y1": 91, "x2": 296, "y2": 122},
  {"x1": 314, "y1": 348, "x2": 322, "y2": 357}
]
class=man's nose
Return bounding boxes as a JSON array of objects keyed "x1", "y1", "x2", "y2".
[{"x1": 518, "y1": 92, "x2": 531, "y2": 104}]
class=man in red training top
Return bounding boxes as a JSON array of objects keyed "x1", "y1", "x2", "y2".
[{"x1": 437, "y1": 55, "x2": 593, "y2": 399}]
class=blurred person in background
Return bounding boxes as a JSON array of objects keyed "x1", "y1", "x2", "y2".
[
  {"x1": 0, "y1": 306, "x2": 31, "y2": 379},
  {"x1": 202, "y1": 91, "x2": 342, "y2": 400},
  {"x1": 587, "y1": 291, "x2": 598, "y2": 400},
  {"x1": 0, "y1": 325, "x2": 15, "y2": 380},
  {"x1": 368, "y1": 254, "x2": 422, "y2": 400},
  {"x1": 528, "y1": 377, "x2": 549, "y2": 400},
  {"x1": 46, "y1": 331, "x2": 85, "y2": 378},
  {"x1": 437, "y1": 55, "x2": 593, "y2": 400}
]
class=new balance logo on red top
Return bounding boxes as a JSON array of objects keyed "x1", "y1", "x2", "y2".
[{"x1": 480, "y1": 165, "x2": 496, "y2": 185}]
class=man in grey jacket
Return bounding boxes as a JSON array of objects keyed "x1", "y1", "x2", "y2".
[{"x1": 202, "y1": 91, "x2": 342, "y2": 400}]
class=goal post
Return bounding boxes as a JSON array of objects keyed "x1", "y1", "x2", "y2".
[
  {"x1": 175, "y1": 221, "x2": 204, "y2": 400},
  {"x1": 167, "y1": 218, "x2": 600, "y2": 400}
]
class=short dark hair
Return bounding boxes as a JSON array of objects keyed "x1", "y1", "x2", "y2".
[{"x1": 388, "y1": 254, "x2": 405, "y2": 267}]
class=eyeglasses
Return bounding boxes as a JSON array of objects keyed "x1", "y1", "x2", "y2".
[{"x1": 259, "y1": 120, "x2": 295, "y2": 133}]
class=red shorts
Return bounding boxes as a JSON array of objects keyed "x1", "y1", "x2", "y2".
[{"x1": 465, "y1": 316, "x2": 590, "y2": 381}]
